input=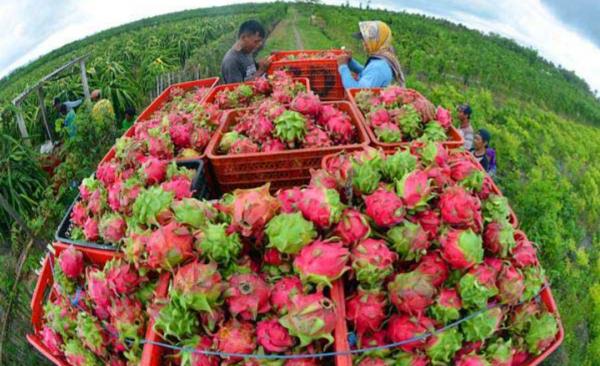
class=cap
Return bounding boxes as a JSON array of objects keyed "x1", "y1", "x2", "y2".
[
  {"x1": 457, "y1": 104, "x2": 472, "y2": 117},
  {"x1": 477, "y1": 128, "x2": 491, "y2": 144}
]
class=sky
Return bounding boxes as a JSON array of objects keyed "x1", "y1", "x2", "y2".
[{"x1": 1, "y1": 0, "x2": 599, "y2": 93}]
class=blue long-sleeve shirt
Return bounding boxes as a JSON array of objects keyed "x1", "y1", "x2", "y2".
[{"x1": 338, "y1": 58, "x2": 393, "y2": 88}]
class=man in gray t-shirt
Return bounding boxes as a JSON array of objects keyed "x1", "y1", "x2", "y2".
[
  {"x1": 457, "y1": 104, "x2": 474, "y2": 150},
  {"x1": 221, "y1": 20, "x2": 270, "y2": 84}
]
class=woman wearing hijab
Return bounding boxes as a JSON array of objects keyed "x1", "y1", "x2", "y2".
[{"x1": 337, "y1": 21, "x2": 405, "y2": 88}]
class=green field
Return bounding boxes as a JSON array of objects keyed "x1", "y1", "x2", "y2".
[{"x1": 1, "y1": 2, "x2": 599, "y2": 365}]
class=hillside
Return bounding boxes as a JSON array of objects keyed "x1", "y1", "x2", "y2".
[{"x1": 1, "y1": 3, "x2": 599, "y2": 365}]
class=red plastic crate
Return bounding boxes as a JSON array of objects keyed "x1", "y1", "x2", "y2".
[
  {"x1": 268, "y1": 50, "x2": 346, "y2": 101},
  {"x1": 139, "y1": 273, "x2": 171, "y2": 366},
  {"x1": 346, "y1": 88, "x2": 464, "y2": 151},
  {"x1": 202, "y1": 77, "x2": 311, "y2": 107},
  {"x1": 207, "y1": 101, "x2": 369, "y2": 193},
  {"x1": 136, "y1": 77, "x2": 219, "y2": 122}
]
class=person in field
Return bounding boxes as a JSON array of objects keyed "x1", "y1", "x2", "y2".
[
  {"x1": 121, "y1": 106, "x2": 136, "y2": 132},
  {"x1": 457, "y1": 104, "x2": 474, "y2": 150},
  {"x1": 337, "y1": 21, "x2": 405, "y2": 88},
  {"x1": 221, "y1": 20, "x2": 271, "y2": 83},
  {"x1": 471, "y1": 128, "x2": 497, "y2": 176}
]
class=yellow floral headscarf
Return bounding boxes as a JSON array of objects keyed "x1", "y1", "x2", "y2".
[{"x1": 358, "y1": 21, "x2": 405, "y2": 86}]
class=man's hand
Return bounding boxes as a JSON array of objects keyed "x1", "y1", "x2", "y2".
[
  {"x1": 258, "y1": 57, "x2": 272, "y2": 72},
  {"x1": 336, "y1": 52, "x2": 352, "y2": 66}
]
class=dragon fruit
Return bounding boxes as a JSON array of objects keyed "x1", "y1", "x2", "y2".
[
  {"x1": 58, "y1": 246, "x2": 84, "y2": 279},
  {"x1": 510, "y1": 301, "x2": 541, "y2": 335},
  {"x1": 497, "y1": 263, "x2": 525, "y2": 305},
  {"x1": 484, "y1": 338, "x2": 513, "y2": 366},
  {"x1": 425, "y1": 327, "x2": 464, "y2": 364},
  {"x1": 435, "y1": 106, "x2": 452, "y2": 129},
  {"x1": 64, "y1": 339, "x2": 100, "y2": 366},
  {"x1": 132, "y1": 186, "x2": 174, "y2": 227},
  {"x1": 248, "y1": 116, "x2": 274, "y2": 141},
  {"x1": 524, "y1": 313, "x2": 558, "y2": 355},
  {"x1": 262, "y1": 138, "x2": 287, "y2": 152},
  {"x1": 521, "y1": 266, "x2": 545, "y2": 302},
  {"x1": 413, "y1": 209, "x2": 441, "y2": 240},
  {"x1": 294, "y1": 239, "x2": 350, "y2": 288},
  {"x1": 483, "y1": 220, "x2": 516, "y2": 258},
  {"x1": 291, "y1": 92, "x2": 321, "y2": 116},
  {"x1": 351, "y1": 239, "x2": 397, "y2": 288},
  {"x1": 196, "y1": 223, "x2": 242, "y2": 265},
  {"x1": 374, "y1": 122, "x2": 402, "y2": 142},
  {"x1": 215, "y1": 320, "x2": 256, "y2": 363},
  {"x1": 86, "y1": 268, "x2": 112, "y2": 319},
  {"x1": 122, "y1": 230, "x2": 151, "y2": 269},
  {"x1": 352, "y1": 157, "x2": 382, "y2": 195},
  {"x1": 138, "y1": 157, "x2": 168, "y2": 185},
  {"x1": 179, "y1": 336, "x2": 218, "y2": 366},
  {"x1": 394, "y1": 352, "x2": 429, "y2": 366},
  {"x1": 303, "y1": 126, "x2": 332, "y2": 148},
  {"x1": 395, "y1": 104, "x2": 422, "y2": 139},
  {"x1": 76, "y1": 311, "x2": 107, "y2": 356},
  {"x1": 318, "y1": 104, "x2": 343, "y2": 125},
  {"x1": 154, "y1": 301, "x2": 199, "y2": 340},
  {"x1": 266, "y1": 212, "x2": 317, "y2": 254},
  {"x1": 40, "y1": 326, "x2": 63, "y2": 356},
  {"x1": 169, "y1": 122, "x2": 193, "y2": 148},
  {"x1": 216, "y1": 184, "x2": 280, "y2": 239},
  {"x1": 420, "y1": 121, "x2": 447, "y2": 142},
  {"x1": 461, "y1": 307, "x2": 504, "y2": 342},
  {"x1": 388, "y1": 270, "x2": 437, "y2": 315},
  {"x1": 87, "y1": 188, "x2": 106, "y2": 216},
  {"x1": 274, "y1": 110, "x2": 307, "y2": 145},
  {"x1": 454, "y1": 354, "x2": 489, "y2": 366},
  {"x1": 279, "y1": 292, "x2": 337, "y2": 347},
  {"x1": 395, "y1": 169, "x2": 432, "y2": 209},
  {"x1": 230, "y1": 138, "x2": 259, "y2": 154},
  {"x1": 450, "y1": 159, "x2": 485, "y2": 192},
  {"x1": 440, "y1": 228, "x2": 484, "y2": 270},
  {"x1": 439, "y1": 186, "x2": 482, "y2": 231},
  {"x1": 99, "y1": 213, "x2": 126, "y2": 243},
  {"x1": 364, "y1": 187, "x2": 404, "y2": 227},
  {"x1": 270, "y1": 276, "x2": 304, "y2": 314},
  {"x1": 276, "y1": 187, "x2": 303, "y2": 213},
  {"x1": 225, "y1": 273, "x2": 271, "y2": 320},
  {"x1": 325, "y1": 114, "x2": 355, "y2": 144},
  {"x1": 309, "y1": 168, "x2": 337, "y2": 189},
  {"x1": 512, "y1": 237, "x2": 539, "y2": 268},
  {"x1": 80, "y1": 177, "x2": 101, "y2": 201},
  {"x1": 382, "y1": 149, "x2": 417, "y2": 181},
  {"x1": 96, "y1": 162, "x2": 118, "y2": 187},
  {"x1": 161, "y1": 176, "x2": 192, "y2": 200},
  {"x1": 415, "y1": 251, "x2": 449, "y2": 287},
  {"x1": 104, "y1": 259, "x2": 142, "y2": 295},
  {"x1": 256, "y1": 318, "x2": 295, "y2": 352},
  {"x1": 71, "y1": 201, "x2": 88, "y2": 227},
  {"x1": 109, "y1": 297, "x2": 145, "y2": 343},
  {"x1": 297, "y1": 186, "x2": 344, "y2": 228},
  {"x1": 172, "y1": 260, "x2": 224, "y2": 313},
  {"x1": 386, "y1": 314, "x2": 433, "y2": 352},
  {"x1": 367, "y1": 108, "x2": 392, "y2": 127},
  {"x1": 387, "y1": 221, "x2": 430, "y2": 261},
  {"x1": 172, "y1": 198, "x2": 217, "y2": 229},
  {"x1": 429, "y1": 288, "x2": 462, "y2": 323},
  {"x1": 459, "y1": 263, "x2": 499, "y2": 309},
  {"x1": 482, "y1": 194, "x2": 511, "y2": 223},
  {"x1": 219, "y1": 131, "x2": 243, "y2": 153},
  {"x1": 254, "y1": 77, "x2": 271, "y2": 94},
  {"x1": 346, "y1": 288, "x2": 387, "y2": 336},
  {"x1": 146, "y1": 222, "x2": 194, "y2": 271},
  {"x1": 83, "y1": 217, "x2": 99, "y2": 241},
  {"x1": 335, "y1": 208, "x2": 371, "y2": 245}
]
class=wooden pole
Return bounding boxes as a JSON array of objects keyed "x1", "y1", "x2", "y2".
[
  {"x1": 13, "y1": 104, "x2": 30, "y2": 145},
  {"x1": 36, "y1": 87, "x2": 53, "y2": 141},
  {"x1": 79, "y1": 59, "x2": 91, "y2": 101}
]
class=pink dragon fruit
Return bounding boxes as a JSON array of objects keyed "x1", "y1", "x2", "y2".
[
  {"x1": 276, "y1": 187, "x2": 303, "y2": 213},
  {"x1": 425, "y1": 327, "x2": 464, "y2": 364},
  {"x1": 191, "y1": 127, "x2": 212, "y2": 151},
  {"x1": 147, "y1": 131, "x2": 174, "y2": 159},
  {"x1": 104, "y1": 259, "x2": 142, "y2": 295},
  {"x1": 254, "y1": 77, "x2": 271, "y2": 94},
  {"x1": 525, "y1": 313, "x2": 559, "y2": 355},
  {"x1": 363, "y1": 187, "x2": 405, "y2": 227},
  {"x1": 279, "y1": 291, "x2": 337, "y2": 347},
  {"x1": 435, "y1": 106, "x2": 452, "y2": 129},
  {"x1": 76, "y1": 310, "x2": 108, "y2": 356},
  {"x1": 64, "y1": 339, "x2": 100, "y2": 366},
  {"x1": 374, "y1": 122, "x2": 402, "y2": 143},
  {"x1": 325, "y1": 115, "x2": 355, "y2": 144},
  {"x1": 171, "y1": 260, "x2": 224, "y2": 313},
  {"x1": 216, "y1": 183, "x2": 280, "y2": 239},
  {"x1": 483, "y1": 220, "x2": 516, "y2": 258},
  {"x1": 318, "y1": 104, "x2": 344, "y2": 126},
  {"x1": 461, "y1": 307, "x2": 504, "y2": 342},
  {"x1": 484, "y1": 338, "x2": 513, "y2": 366},
  {"x1": 248, "y1": 116, "x2": 274, "y2": 141},
  {"x1": 161, "y1": 176, "x2": 192, "y2": 200},
  {"x1": 86, "y1": 188, "x2": 106, "y2": 216},
  {"x1": 440, "y1": 228, "x2": 484, "y2": 270},
  {"x1": 429, "y1": 288, "x2": 462, "y2": 323},
  {"x1": 308, "y1": 168, "x2": 337, "y2": 189},
  {"x1": 291, "y1": 92, "x2": 321, "y2": 116},
  {"x1": 454, "y1": 341, "x2": 485, "y2": 362},
  {"x1": 304, "y1": 126, "x2": 333, "y2": 148},
  {"x1": 86, "y1": 268, "x2": 112, "y2": 320},
  {"x1": 107, "y1": 182, "x2": 122, "y2": 212},
  {"x1": 413, "y1": 209, "x2": 441, "y2": 240},
  {"x1": 225, "y1": 273, "x2": 271, "y2": 321},
  {"x1": 261, "y1": 138, "x2": 287, "y2": 152},
  {"x1": 386, "y1": 314, "x2": 434, "y2": 352},
  {"x1": 396, "y1": 169, "x2": 432, "y2": 209},
  {"x1": 459, "y1": 263, "x2": 499, "y2": 309},
  {"x1": 169, "y1": 122, "x2": 193, "y2": 148},
  {"x1": 297, "y1": 186, "x2": 344, "y2": 228},
  {"x1": 270, "y1": 276, "x2": 304, "y2": 314},
  {"x1": 99, "y1": 213, "x2": 127, "y2": 243},
  {"x1": 367, "y1": 108, "x2": 392, "y2": 127},
  {"x1": 58, "y1": 246, "x2": 84, "y2": 279},
  {"x1": 96, "y1": 162, "x2": 118, "y2": 187},
  {"x1": 388, "y1": 270, "x2": 437, "y2": 315},
  {"x1": 358, "y1": 330, "x2": 387, "y2": 349},
  {"x1": 387, "y1": 221, "x2": 430, "y2": 261},
  {"x1": 109, "y1": 297, "x2": 145, "y2": 344},
  {"x1": 293, "y1": 239, "x2": 350, "y2": 288},
  {"x1": 109, "y1": 177, "x2": 142, "y2": 215},
  {"x1": 497, "y1": 263, "x2": 525, "y2": 305},
  {"x1": 179, "y1": 336, "x2": 218, "y2": 366},
  {"x1": 146, "y1": 222, "x2": 194, "y2": 271},
  {"x1": 334, "y1": 208, "x2": 371, "y2": 245},
  {"x1": 346, "y1": 288, "x2": 387, "y2": 336},
  {"x1": 351, "y1": 238, "x2": 397, "y2": 288},
  {"x1": 415, "y1": 251, "x2": 449, "y2": 287},
  {"x1": 83, "y1": 217, "x2": 99, "y2": 241},
  {"x1": 256, "y1": 318, "x2": 295, "y2": 352},
  {"x1": 215, "y1": 320, "x2": 256, "y2": 363},
  {"x1": 512, "y1": 236, "x2": 539, "y2": 268},
  {"x1": 139, "y1": 157, "x2": 168, "y2": 185},
  {"x1": 71, "y1": 201, "x2": 88, "y2": 227},
  {"x1": 439, "y1": 186, "x2": 483, "y2": 231},
  {"x1": 40, "y1": 326, "x2": 63, "y2": 356},
  {"x1": 230, "y1": 138, "x2": 260, "y2": 154},
  {"x1": 449, "y1": 159, "x2": 484, "y2": 191},
  {"x1": 264, "y1": 248, "x2": 287, "y2": 265},
  {"x1": 455, "y1": 354, "x2": 489, "y2": 366}
]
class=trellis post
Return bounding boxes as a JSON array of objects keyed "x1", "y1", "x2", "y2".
[{"x1": 79, "y1": 59, "x2": 91, "y2": 101}]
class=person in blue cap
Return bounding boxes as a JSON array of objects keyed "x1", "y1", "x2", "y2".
[
  {"x1": 471, "y1": 128, "x2": 496, "y2": 176},
  {"x1": 457, "y1": 103, "x2": 474, "y2": 150}
]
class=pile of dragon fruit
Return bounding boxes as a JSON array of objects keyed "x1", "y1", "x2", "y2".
[
  {"x1": 217, "y1": 91, "x2": 359, "y2": 155},
  {"x1": 41, "y1": 245, "x2": 157, "y2": 365},
  {"x1": 210, "y1": 71, "x2": 307, "y2": 109},
  {"x1": 316, "y1": 143, "x2": 559, "y2": 366},
  {"x1": 276, "y1": 51, "x2": 340, "y2": 61},
  {"x1": 353, "y1": 86, "x2": 453, "y2": 144}
]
